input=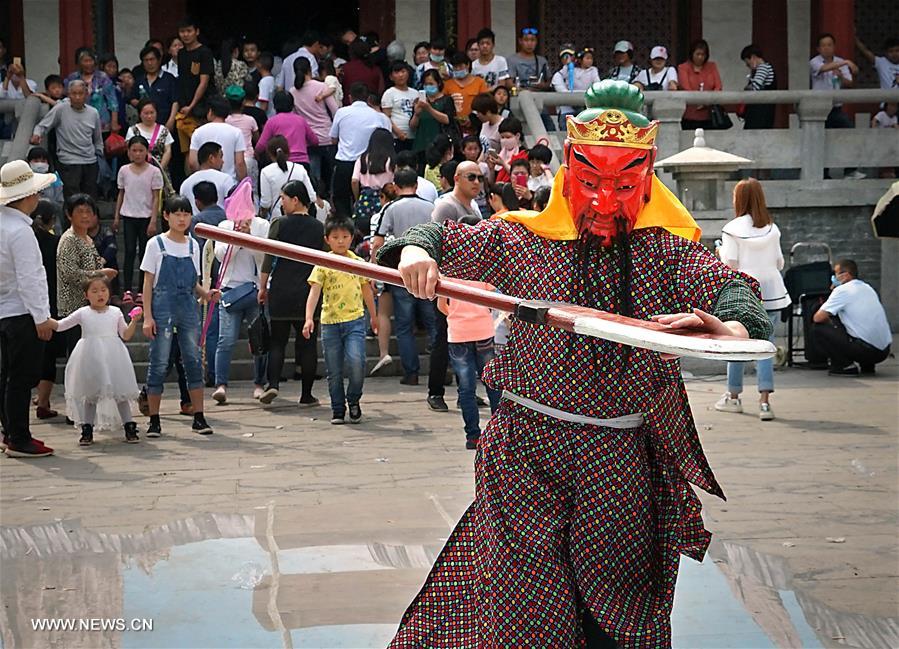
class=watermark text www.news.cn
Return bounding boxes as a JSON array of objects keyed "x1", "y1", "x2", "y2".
[{"x1": 31, "y1": 618, "x2": 154, "y2": 632}]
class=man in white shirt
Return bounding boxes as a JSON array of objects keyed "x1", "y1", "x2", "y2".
[
  {"x1": 471, "y1": 28, "x2": 510, "y2": 89},
  {"x1": 813, "y1": 259, "x2": 892, "y2": 375},
  {"x1": 188, "y1": 97, "x2": 247, "y2": 183},
  {"x1": 180, "y1": 141, "x2": 236, "y2": 214},
  {"x1": 0, "y1": 160, "x2": 56, "y2": 457},
  {"x1": 855, "y1": 36, "x2": 899, "y2": 90},
  {"x1": 277, "y1": 31, "x2": 321, "y2": 92},
  {"x1": 395, "y1": 151, "x2": 438, "y2": 203},
  {"x1": 809, "y1": 34, "x2": 857, "y2": 124},
  {"x1": 381, "y1": 62, "x2": 419, "y2": 151},
  {"x1": 329, "y1": 82, "x2": 391, "y2": 215}
]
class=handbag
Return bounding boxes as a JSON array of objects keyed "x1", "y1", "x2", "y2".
[
  {"x1": 104, "y1": 132, "x2": 127, "y2": 158},
  {"x1": 247, "y1": 311, "x2": 271, "y2": 355},
  {"x1": 220, "y1": 282, "x2": 258, "y2": 312},
  {"x1": 709, "y1": 104, "x2": 733, "y2": 130}
]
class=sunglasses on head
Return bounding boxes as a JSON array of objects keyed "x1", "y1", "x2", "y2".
[
  {"x1": 521, "y1": 28, "x2": 538, "y2": 36},
  {"x1": 464, "y1": 173, "x2": 485, "y2": 183}
]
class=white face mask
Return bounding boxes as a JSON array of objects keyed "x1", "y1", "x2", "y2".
[{"x1": 30, "y1": 162, "x2": 50, "y2": 174}]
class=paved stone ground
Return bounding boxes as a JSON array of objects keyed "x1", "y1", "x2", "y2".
[{"x1": 1, "y1": 349, "x2": 896, "y2": 648}]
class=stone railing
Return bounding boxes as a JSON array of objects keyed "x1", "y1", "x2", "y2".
[
  {"x1": 0, "y1": 96, "x2": 47, "y2": 164},
  {"x1": 514, "y1": 89, "x2": 899, "y2": 182}
]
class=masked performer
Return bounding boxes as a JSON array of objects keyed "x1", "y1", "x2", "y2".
[{"x1": 377, "y1": 80, "x2": 772, "y2": 649}]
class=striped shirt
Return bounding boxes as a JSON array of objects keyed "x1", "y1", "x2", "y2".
[{"x1": 745, "y1": 62, "x2": 775, "y2": 91}]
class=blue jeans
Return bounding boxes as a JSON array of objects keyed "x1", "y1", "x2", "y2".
[
  {"x1": 214, "y1": 298, "x2": 267, "y2": 386},
  {"x1": 727, "y1": 311, "x2": 779, "y2": 395},
  {"x1": 204, "y1": 304, "x2": 219, "y2": 384},
  {"x1": 146, "y1": 290, "x2": 204, "y2": 395},
  {"x1": 449, "y1": 338, "x2": 501, "y2": 439},
  {"x1": 391, "y1": 286, "x2": 436, "y2": 376},
  {"x1": 321, "y1": 317, "x2": 366, "y2": 417}
]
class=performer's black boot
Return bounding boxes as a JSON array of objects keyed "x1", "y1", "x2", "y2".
[{"x1": 582, "y1": 610, "x2": 618, "y2": 648}]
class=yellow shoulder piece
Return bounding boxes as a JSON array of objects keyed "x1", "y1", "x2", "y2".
[{"x1": 497, "y1": 167, "x2": 701, "y2": 243}]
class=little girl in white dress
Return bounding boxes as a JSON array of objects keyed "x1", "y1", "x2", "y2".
[{"x1": 51, "y1": 275, "x2": 142, "y2": 445}]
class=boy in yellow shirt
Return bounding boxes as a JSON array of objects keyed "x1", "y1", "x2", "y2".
[{"x1": 303, "y1": 218, "x2": 378, "y2": 424}]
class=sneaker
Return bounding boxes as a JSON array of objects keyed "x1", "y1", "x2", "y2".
[
  {"x1": 348, "y1": 403, "x2": 362, "y2": 423},
  {"x1": 211, "y1": 386, "x2": 227, "y2": 404},
  {"x1": 298, "y1": 396, "x2": 320, "y2": 408},
  {"x1": 138, "y1": 387, "x2": 149, "y2": 416},
  {"x1": 758, "y1": 403, "x2": 775, "y2": 421},
  {"x1": 370, "y1": 354, "x2": 393, "y2": 376},
  {"x1": 4, "y1": 439, "x2": 54, "y2": 457},
  {"x1": 192, "y1": 413, "x2": 214, "y2": 435},
  {"x1": 258, "y1": 386, "x2": 279, "y2": 404},
  {"x1": 828, "y1": 364, "x2": 859, "y2": 376},
  {"x1": 79, "y1": 425, "x2": 94, "y2": 446},
  {"x1": 331, "y1": 415, "x2": 346, "y2": 425},
  {"x1": 146, "y1": 420, "x2": 162, "y2": 438},
  {"x1": 124, "y1": 422, "x2": 140, "y2": 443},
  {"x1": 714, "y1": 393, "x2": 742, "y2": 413},
  {"x1": 427, "y1": 395, "x2": 449, "y2": 412},
  {"x1": 179, "y1": 403, "x2": 194, "y2": 416},
  {"x1": 465, "y1": 436, "x2": 480, "y2": 450},
  {"x1": 400, "y1": 373, "x2": 419, "y2": 386},
  {"x1": 253, "y1": 386, "x2": 265, "y2": 400}
]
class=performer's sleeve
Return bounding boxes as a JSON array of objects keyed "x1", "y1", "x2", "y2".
[
  {"x1": 712, "y1": 280, "x2": 773, "y2": 341},
  {"x1": 376, "y1": 222, "x2": 444, "y2": 268},
  {"x1": 377, "y1": 220, "x2": 507, "y2": 287}
]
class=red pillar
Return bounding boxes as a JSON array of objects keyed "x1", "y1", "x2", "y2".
[
  {"x1": 456, "y1": 0, "x2": 491, "y2": 50},
  {"x1": 59, "y1": 0, "x2": 94, "y2": 76},
  {"x1": 7, "y1": 0, "x2": 24, "y2": 59},
  {"x1": 148, "y1": 0, "x2": 187, "y2": 42},
  {"x1": 812, "y1": 0, "x2": 855, "y2": 57},
  {"x1": 360, "y1": 0, "x2": 396, "y2": 44}
]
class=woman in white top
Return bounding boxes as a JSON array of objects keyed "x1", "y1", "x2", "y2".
[
  {"x1": 715, "y1": 178, "x2": 791, "y2": 420},
  {"x1": 258, "y1": 135, "x2": 317, "y2": 220},
  {"x1": 551, "y1": 47, "x2": 600, "y2": 122},
  {"x1": 634, "y1": 46, "x2": 679, "y2": 91}
]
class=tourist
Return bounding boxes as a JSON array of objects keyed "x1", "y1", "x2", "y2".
[
  {"x1": 444, "y1": 52, "x2": 489, "y2": 134},
  {"x1": 634, "y1": 46, "x2": 679, "y2": 91},
  {"x1": 255, "y1": 52, "x2": 276, "y2": 116},
  {"x1": 813, "y1": 259, "x2": 892, "y2": 376},
  {"x1": 492, "y1": 85, "x2": 511, "y2": 118},
  {"x1": 31, "y1": 80, "x2": 103, "y2": 200},
  {"x1": 855, "y1": 36, "x2": 899, "y2": 90},
  {"x1": 175, "y1": 19, "x2": 215, "y2": 163},
  {"x1": 472, "y1": 92, "x2": 503, "y2": 153},
  {"x1": 162, "y1": 36, "x2": 182, "y2": 77},
  {"x1": 31, "y1": 200, "x2": 64, "y2": 421},
  {"x1": 179, "y1": 141, "x2": 235, "y2": 214},
  {"x1": 715, "y1": 178, "x2": 790, "y2": 420},
  {"x1": 606, "y1": 40, "x2": 641, "y2": 83},
  {"x1": 552, "y1": 45, "x2": 600, "y2": 124},
  {"x1": 140, "y1": 195, "x2": 219, "y2": 437},
  {"x1": 381, "y1": 61, "x2": 420, "y2": 152},
  {"x1": 486, "y1": 116, "x2": 527, "y2": 183},
  {"x1": 258, "y1": 181, "x2": 325, "y2": 406},
  {"x1": 410, "y1": 69, "x2": 456, "y2": 165},
  {"x1": 49, "y1": 274, "x2": 142, "y2": 445},
  {"x1": 127, "y1": 98, "x2": 174, "y2": 175},
  {"x1": 278, "y1": 31, "x2": 321, "y2": 91},
  {"x1": 677, "y1": 39, "x2": 723, "y2": 130},
  {"x1": 189, "y1": 97, "x2": 247, "y2": 183},
  {"x1": 340, "y1": 39, "x2": 383, "y2": 103},
  {"x1": 64, "y1": 48, "x2": 120, "y2": 137},
  {"x1": 471, "y1": 28, "x2": 510, "y2": 89},
  {"x1": 131, "y1": 45, "x2": 178, "y2": 133},
  {"x1": 113, "y1": 135, "x2": 163, "y2": 297},
  {"x1": 0, "y1": 159, "x2": 56, "y2": 457},
  {"x1": 254, "y1": 91, "x2": 317, "y2": 174},
  {"x1": 290, "y1": 57, "x2": 339, "y2": 191},
  {"x1": 258, "y1": 136, "x2": 317, "y2": 220},
  {"x1": 740, "y1": 44, "x2": 777, "y2": 129},
  {"x1": 213, "y1": 38, "x2": 251, "y2": 95},
  {"x1": 507, "y1": 27, "x2": 551, "y2": 90},
  {"x1": 303, "y1": 217, "x2": 378, "y2": 424},
  {"x1": 352, "y1": 128, "x2": 395, "y2": 235}
]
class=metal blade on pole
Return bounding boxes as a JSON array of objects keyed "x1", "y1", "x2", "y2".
[{"x1": 194, "y1": 224, "x2": 776, "y2": 361}]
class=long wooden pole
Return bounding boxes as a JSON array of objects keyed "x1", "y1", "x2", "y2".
[{"x1": 194, "y1": 224, "x2": 776, "y2": 361}]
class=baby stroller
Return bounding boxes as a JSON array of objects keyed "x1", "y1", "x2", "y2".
[{"x1": 782, "y1": 242, "x2": 832, "y2": 367}]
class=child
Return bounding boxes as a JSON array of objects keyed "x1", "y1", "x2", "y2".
[
  {"x1": 317, "y1": 58, "x2": 343, "y2": 105},
  {"x1": 256, "y1": 52, "x2": 276, "y2": 117},
  {"x1": 224, "y1": 85, "x2": 260, "y2": 194},
  {"x1": 241, "y1": 80, "x2": 268, "y2": 132},
  {"x1": 114, "y1": 135, "x2": 163, "y2": 299},
  {"x1": 461, "y1": 135, "x2": 490, "y2": 217},
  {"x1": 872, "y1": 102, "x2": 898, "y2": 129},
  {"x1": 352, "y1": 128, "x2": 395, "y2": 236},
  {"x1": 50, "y1": 275, "x2": 142, "y2": 445},
  {"x1": 33, "y1": 74, "x2": 66, "y2": 107},
  {"x1": 526, "y1": 143, "x2": 554, "y2": 191},
  {"x1": 487, "y1": 117, "x2": 527, "y2": 182},
  {"x1": 140, "y1": 195, "x2": 220, "y2": 437},
  {"x1": 303, "y1": 218, "x2": 378, "y2": 425},
  {"x1": 424, "y1": 134, "x2": 454, "y2": 191},
  {"x1": 438, "y1": 160, "x2": 458, "y2": 194},
  {"x1": 437, "y1": 215, "x2": 501, "y2": 449},
  {"x1": 27, "y1": 147, "x2": 65, "y2": 229}
]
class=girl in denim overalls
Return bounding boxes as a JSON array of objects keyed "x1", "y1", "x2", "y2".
[{"x1": 140, "y1": 195, "x2": 220, "y2": 437}]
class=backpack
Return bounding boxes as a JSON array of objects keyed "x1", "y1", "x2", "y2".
[{"x1": 644, "y1": 67, "x2": 671, "y2": 91}]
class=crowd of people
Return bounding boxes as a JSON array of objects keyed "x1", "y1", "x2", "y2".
[{"x1": 0, "y1": 21, "x2": 895, "y2": 458}]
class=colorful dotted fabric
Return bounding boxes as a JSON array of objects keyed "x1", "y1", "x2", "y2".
[{"x1": 388, "y1": 220, "x2": 762, "y2": 648}]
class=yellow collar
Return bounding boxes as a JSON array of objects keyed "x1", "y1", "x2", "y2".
[{"x1": 497, "y1": 167, "x2": 701, "y2": 243}]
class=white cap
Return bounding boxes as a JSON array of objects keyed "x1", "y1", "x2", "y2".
[
  {"x1": 613, "y1": 40, "x2": 633, "y2": 53},
  {"x1": 650, "y1": 45, "x2": 668, "y2": 60}
]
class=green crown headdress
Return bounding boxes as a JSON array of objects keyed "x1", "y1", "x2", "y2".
[{"x1": 566, "y1": 80, "x2": 658, "y2": 150}]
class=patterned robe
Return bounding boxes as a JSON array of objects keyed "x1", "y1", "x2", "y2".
[{"x1": 379, "y1": 218, "x2": 769, "y2": 648}]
